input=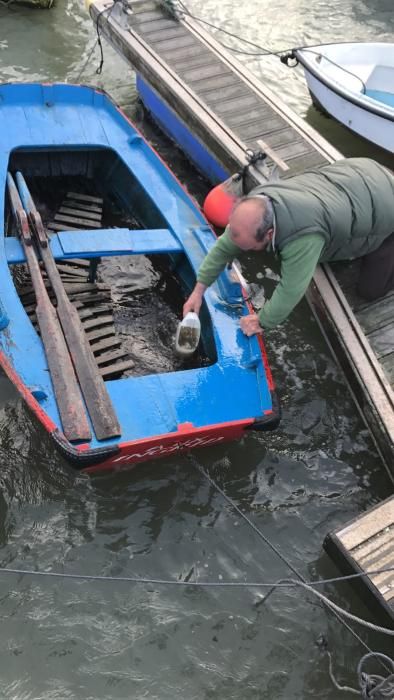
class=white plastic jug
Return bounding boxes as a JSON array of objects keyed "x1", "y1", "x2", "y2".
[{"x1": 175, "y1": 312, "x2": 201, "y2": 357}]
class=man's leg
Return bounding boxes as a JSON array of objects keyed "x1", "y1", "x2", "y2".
[{"x1": 357, "y1": 232, "x2": 394, "y2": 301}]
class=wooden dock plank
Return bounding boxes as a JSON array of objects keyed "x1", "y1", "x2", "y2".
[
  {"x1": 325, "y1": 496, "x2": 394, "y2": 621},
  {"x1": 338, "y1": 498, "x2": 393, "y2": 549},
  {"x1": 356, "y1": 294, "x2": 394, "y2": 334},
  {"x1": 381, "y1": 353, "x2": 394, "y2": 385},
  {"x1": 367, "y1": 322, "x2": 394, "y2": 360}
]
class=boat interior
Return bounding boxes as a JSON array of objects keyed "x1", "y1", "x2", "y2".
[{"x1": 4, "y1": 147, "x2": 217, "y2": 380}]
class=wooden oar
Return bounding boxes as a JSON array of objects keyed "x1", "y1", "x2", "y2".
[
  {"x1": 6, "y1": 173, "x2": 92, "y2": 443},
  {"x1": 15, "y1": 172, "x2": 121, "y2": 441}
]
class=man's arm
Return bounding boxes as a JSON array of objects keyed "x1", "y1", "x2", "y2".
[
  {"x1": 184, "y1": 227, "x2": 241, "y2": 315},
  {"x1": 258, "y1": 234, "x2": 325, "y2": 329}
]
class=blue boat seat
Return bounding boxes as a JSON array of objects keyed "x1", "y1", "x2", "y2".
[
  {"x1": 365, "y1": 89, "x2": 394, "y2": 108},
  {"x1": 5, "y1": 228, "x2": 183, "y2": 264}
]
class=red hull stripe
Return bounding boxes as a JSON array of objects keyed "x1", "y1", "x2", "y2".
[
  {"x1": 0, "y1": 350, "x2": 57, "y2": 433},
  {"x1": 82, "y1": 418, "x2": 252, "y2": 474}
]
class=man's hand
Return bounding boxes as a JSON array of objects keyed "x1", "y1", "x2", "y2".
[
  {"x1": 240, "y1": 313, "x2": 263, "y2": 336},
  {"x1": 183, "y1": 282, "x2": 207, "y2": 317}
]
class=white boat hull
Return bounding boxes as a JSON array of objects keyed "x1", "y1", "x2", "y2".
[
  {"x1": 304, "y1": 69, "x2": 393, "y2": 152},
  {"x1": 295, "y1": 43, "x2": 394, "y2": 153}
]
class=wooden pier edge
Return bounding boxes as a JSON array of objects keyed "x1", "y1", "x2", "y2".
[
  {"x1": 88, "y1": 0, "x2": 394, "y2": 477},
  {"x1": 324, "y1": 496, "x2": 394, "y2": 626}
]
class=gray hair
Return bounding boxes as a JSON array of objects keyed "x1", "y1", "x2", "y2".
[
  {"x1": 253, "y1": 196, "x2": 274, "y2": 241},
  {"x1": 234, "y1": 195, "x2": 274, "y2": 241}
]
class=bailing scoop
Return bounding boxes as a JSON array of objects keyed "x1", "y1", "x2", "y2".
[{"x1": 175, "y1": 312, "x2": 201, "y2": 357}]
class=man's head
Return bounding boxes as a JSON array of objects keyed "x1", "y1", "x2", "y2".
[{"x1": 228, "y1": 196, "x2": 274, "y2": 251}]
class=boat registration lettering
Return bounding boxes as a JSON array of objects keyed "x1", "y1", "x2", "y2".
[{"x1": 112, "y1": 435, "x2": 225, "y2": 463}]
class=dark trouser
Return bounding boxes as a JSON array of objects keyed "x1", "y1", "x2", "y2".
[{"x1": 357, "y1": 232, "x2": 394, "y2": 302}]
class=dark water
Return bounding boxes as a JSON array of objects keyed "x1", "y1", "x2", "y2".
[{"x1": 0, "y1": 1, "x2": 393, "y2": 698}]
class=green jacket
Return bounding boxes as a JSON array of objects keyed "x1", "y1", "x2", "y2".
[{"x1": 197, "y1": 158, "x2": 394, "y2": 329}]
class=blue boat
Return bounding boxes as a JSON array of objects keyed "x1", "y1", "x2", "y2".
[{"x1": 0, "y1": 83, "x2": 280, "y2": 473}]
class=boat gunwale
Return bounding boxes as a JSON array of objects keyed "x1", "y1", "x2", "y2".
[{"x1": 295, "y1": 45, "x2": 394, "y2": 123}]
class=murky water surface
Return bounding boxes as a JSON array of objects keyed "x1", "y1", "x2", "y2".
[{"x1": 0, "y1": 1, "x2": 393, "y2": 698}]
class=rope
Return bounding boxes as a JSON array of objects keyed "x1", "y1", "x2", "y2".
[
  {"x1": 326, "y1": 650, "x2": 394, "y2": 698},
  {"x1": 0, "y1": 564, "x2": 393, "y2": 589},
  {"x1": 0, "y1": 565, "x2": 393, "y2": 636},
  {"x1": 189, "y1": 457, "x2": 394, "y2": 671},
  {"x1": 77, "y1": 0, "x2": 123, "y2": 81},
  {"x1": 281, "y1": 48, "x2": 367, "y2": 94}
]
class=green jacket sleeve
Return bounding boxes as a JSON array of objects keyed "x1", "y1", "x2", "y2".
[
  {"x1": 197, "y1": 227, "x2": 241, "y2": 286},
  {"x1": 258, "y1": 234, "x2": 325, "y2": 329}
]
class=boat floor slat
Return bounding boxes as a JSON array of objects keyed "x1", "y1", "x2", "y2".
[
  {"x1": 100, "y1": 359, "x2": 136, "y2": 378},
  {"x1": 95, "y1": 348, "x2": 131, "y2": 366},
  {"x1": 48, "y1": 222, "x2": 82, "y2": 232},
  {"x1": 66, "y1": 192, "x2": 103, "y2": 204},
  {"x1": 81, "y1": 314, "x2": 114, "y2": 331},
  {"x1": 91, "y1": 336, "x2": 122, "y2": 353},
  {"x1": 85, "y1": 326, "x2": 115, "y2": 342},
  {"x1": 77, "y1": 305, "x2": 112, "y2": 321},
  {"x1": 54, "y1": 214, "x2": 102, "y2": 228},
  {"x1": 58, "y1": 206, "x2": 102, "y2": 221},
  {"x1": 63, "y1": 200, "x2": 103, "y2": 214}
]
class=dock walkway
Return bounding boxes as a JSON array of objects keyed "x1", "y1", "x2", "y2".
[
  {"x1": 88, "y1": 0, "x2": 394, "y2": 474},
  {"x1": 325, "y1": 495, "x2": 394, "y2": 625}
]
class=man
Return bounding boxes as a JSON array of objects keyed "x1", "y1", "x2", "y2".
[{"x1": 183, "y1": 158, "x2": 394, "y2": 336}]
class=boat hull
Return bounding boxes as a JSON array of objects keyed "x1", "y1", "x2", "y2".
[
  {"x1": 303, "y1": 68, "x2": 393, "y2": 152},
  {"x1": 0, "y1": 83, "x2": 280, "y2": 473},
  {"x1": 295, "y1": 43, "x2": 394, "y2": 153},
  {"x1": 1, "y1": 343, "x2": 278, "y2": 473}
]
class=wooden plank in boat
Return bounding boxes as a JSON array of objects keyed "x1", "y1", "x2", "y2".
[
  {"x1": 95, "y1": 348, "x2": 130, "y2": 366},
  {"x1": 82, "y1": 314, "x2": 114, "y2": 331},
  {"x1": 90, "y1": 336, "x2": 122, "y2": 353},
  {"x1": 55, "y1": 263, "x2": 89, "y2": 278},
  {"x1": 77, "y1": 306, "x2": 112, "y2": 321},
  {"x1": 86, "y1": 326, "x2": 116, "y2": 342},
  {"x1": 68, "y1": 291, "x2": 111, "y2": 306},
  {"x1": 324, "y1": 496, "x2": 394, "y2": 624},
  {"x1": 48, "y1": 222, "x2": 81, "y2": 232},
  {"x1": 66, "y1": 192, "x2": 103, "y2": 205},
  {"x1": 63, "y1": 200, "x2": 103, "y2": 214},
  {"x1": 54, "y1": 214, "x2": 102, "y2": 229},
  {"x1": 65, "y1": 258, "x2": 91, "y2": 268},
  {"x1": 58, "y1": 207, "x2": 102, "y2": 221},
  {"x1": 100, "y1": 359, "x2": 136, "y2": 378}
]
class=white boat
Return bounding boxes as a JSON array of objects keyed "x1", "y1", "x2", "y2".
[{"x1": 294, "y1": 43, "x2": 394, "y2": 153}]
